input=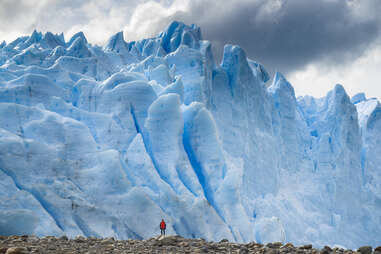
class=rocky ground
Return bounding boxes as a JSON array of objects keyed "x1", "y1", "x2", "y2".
[{"x1": 0, "y1": 235, "x2": 380, "y2": 254}]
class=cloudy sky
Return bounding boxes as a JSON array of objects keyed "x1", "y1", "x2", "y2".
[{"x1": 1, "y1": 0, "x2": 380, "y2": 100}]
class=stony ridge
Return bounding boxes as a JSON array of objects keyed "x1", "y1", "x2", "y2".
[{"x1": 0, "y1": 235, "x2": 380, "y2": 254}]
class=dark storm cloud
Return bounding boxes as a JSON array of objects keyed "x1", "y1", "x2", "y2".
[{"x1": 164, "y1": 0, "x2": 381, "y2": 74}]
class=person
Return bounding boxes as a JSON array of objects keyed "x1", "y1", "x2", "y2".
[{"x1": 160, "y1": 219, "x2": 166, "y2": 236}]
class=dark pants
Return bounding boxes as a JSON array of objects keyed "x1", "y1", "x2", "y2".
[{"x1": 161, "y1": 229, "x2": 165, "y2": 235}]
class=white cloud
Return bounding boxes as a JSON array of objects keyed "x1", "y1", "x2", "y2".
[
  {"x1": 0, "y1": 0, "x2": 193, "y2": 45},
  {"x1": 122, "y1": 0, "x2": 190, "y2": 42},
  {"x1": 0, "y1": 0, "x2": 140, "y2": 44},
  {"x1": 288, "y1": 42, "x2": 381, "y2": 100}
]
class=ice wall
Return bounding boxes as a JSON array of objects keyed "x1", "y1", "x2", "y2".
[{"x1": 0, "y1": 21, "x2": 380, "y2": 249}]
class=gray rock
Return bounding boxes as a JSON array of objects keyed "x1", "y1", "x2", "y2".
[
  {"x1": 74, "y1": 235, "x2": 86, "y2": 243},
  {"x1": 200, "y1": 246, "x2": 209, "y2": 253},
  {"x1": 300, "y1": 244, "x2": 313, "y2": 249},
  {"x1": 164, "y1": 236, "x2": 179, "y2": 245},
  {"x1": 0, "y1": 235, "x2": 360, "y2": 254},
  {"x1": 323, "y1": 246, "x2": 332, "y2": 251},
  {"x1": 26, "y1": 235, "x2": 39, "y2": 243},
  {"x1": 267, "y1": 242, "x2": 283, "y2": 248},
  {"x1": 320, "y1": 246, "x2": 332, "y2": 254},
  {"x1": 5, "y1": 247, "x2": 27, "y2": 254},
  {"x1": 58, "y1": 235, "x2": 68, "y2": 241},
  {"x1": 239, "y1": 246, "x2": 249, "y2": 254},
  {"x1": 101, "y1": 237, "x2": 115, "y2": 244},
  {"x1": 267, "y1": 248, "x2": 280, "y2": 254},
  {"x1": 357, "y1": 246, "x2": 372, "y2": 254},
  {"x1": 282, "y1": 243, "x2": 294, "y2": 249}
]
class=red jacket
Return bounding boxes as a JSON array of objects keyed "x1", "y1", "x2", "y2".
[{"x1": 160, "y1": 220, "x2": 166, "y2": 230}]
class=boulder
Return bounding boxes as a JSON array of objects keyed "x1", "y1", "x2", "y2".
[
  {"x1": 5, "y1": 247, "x2": 27, "y2": 254},
  {"x1": 267, "y1": 242, "x2": 283, "y2": 248},
  {"x1": 300, "y1": 244, "x2": 313, "y2": 249},
  {"x1": 283, "y1": 243, "x2": 294, "y2": 248},
  {"x1": 58, "y1": 235, "x2": 68, "y2": 241},
  {"x1": 239, "y1": 246, "x2": 249, "y2": 254},
  {"x1": 74, "y1": 235, "x2": 86, "y2": 243},
  {"x1": 101, "y1": 237, "x2": 115, "y2": 244},
  {"x1": 320, "y1": 245, "x2": 332, "y2": 254},
  {"x1": 357, "y1": 246, "x2": 372, "y2": 254}
]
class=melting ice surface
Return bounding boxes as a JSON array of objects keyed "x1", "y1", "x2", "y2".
[{"x1": 0, "y1": 22, "x2": 380, "y2": 248}]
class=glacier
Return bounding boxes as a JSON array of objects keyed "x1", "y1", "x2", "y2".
[{"x1": 0, "y1": 21, "x2": 380, "y2": 249}]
